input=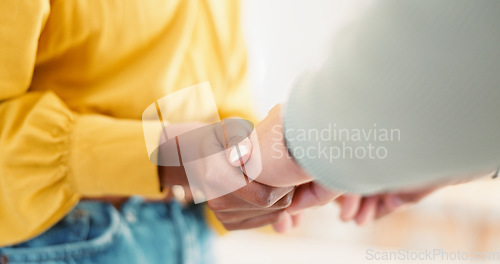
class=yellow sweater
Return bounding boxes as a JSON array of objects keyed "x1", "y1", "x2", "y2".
[{"x1": 0, "y1": 0, "x2": 255, "y2": 246}]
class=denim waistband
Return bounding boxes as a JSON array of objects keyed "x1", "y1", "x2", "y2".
[
  {"x1": 0, "y1": 201, "x2": 120, "y2": 262},
  {"x1": 0, "y1": 198, "x2": 212, "y2": 264}
]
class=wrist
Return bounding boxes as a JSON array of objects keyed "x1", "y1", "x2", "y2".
[
  {"x1": 158, "y1": 165, "x2": 188, "y2": 187},
  {"x1": 255, "y1": 104, "x2": 313, "y2": 187}
]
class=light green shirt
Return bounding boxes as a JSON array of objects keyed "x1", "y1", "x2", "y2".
[{"x1": 285, "y1": 0, "x2": 500, "y2": 194}]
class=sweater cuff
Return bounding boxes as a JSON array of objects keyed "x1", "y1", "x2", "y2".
[
  {"x1": 283, "y1": 73, "x2": 353, "y2": 194},
  {"x1": 70, "y1": 114, "x2": 163, "y2": 197}
]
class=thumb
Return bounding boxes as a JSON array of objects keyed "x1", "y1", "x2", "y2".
[
  {"x1": 226, "y1": 138, "x2": 253, "y2": 166},
  {"x1": 214, "y1": 118, "x2": 254, "y2": 166}
]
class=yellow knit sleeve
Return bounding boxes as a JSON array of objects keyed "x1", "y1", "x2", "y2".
[
  {"x1": 210, "y1": 0, "x2": 258, "y2": 124},
  {"x1": 0, "y1": 91, "x2": 165, "y2": 246},
  {"x1": 0, "y1": 0, "x2": 162, "y2": 246}
]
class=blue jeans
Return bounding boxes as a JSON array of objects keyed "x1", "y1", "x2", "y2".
[{"x1": 0, "y1": 197, "x2": 215, "y2": 264}]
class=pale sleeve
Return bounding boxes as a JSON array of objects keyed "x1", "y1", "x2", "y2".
[
  {"x1": 284, "y1": 0, "x2": 500, "y2": 194},
  {"x1": 0, "y1": 0, "x2": 162, "y2": 246}
]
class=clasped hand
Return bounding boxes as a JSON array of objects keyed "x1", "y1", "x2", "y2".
[{"x1": 159, "y1": 105, "x2": 443, "y2": 232}]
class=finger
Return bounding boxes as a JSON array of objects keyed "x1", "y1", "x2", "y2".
[
  {"x1": 222, "y1": 210, "x2": 286, "y2": 231},
  {"x1": 397, "y1": 188, "x2": 437, "y2": 204},
  {"x1": 272, "y1": 211, "x2": 293, "y2": 233},
  {"x1": 231, "y1": 180, "x2": 295, "y2": 208},
  {"x1": 176, "y1": 118, "x2": 253, "y2": 163},
  {"x1": 354, "y1": 196, "x2": 378, "y2": 226},
  {"x1": 375, "y1": 189, "x2": 436, "y2": 219},
  {"x1": 291, "y1": 212, "x2": 304, "y2": 227},
  {"x1": 384, "y1": 194, "x2": 406, "y2": 211},
  {"x1": 207, "y1": 188, "x2": 294, "y2": 212},
  {"x1": 374, "y1": 194, "x2": 399, "y2": 219},
  {"x1": 209, "y1": 191, "x2": 294, "y2": 225},
  {"x1": 215, "y1": 207, "x2": 283, "y2": 224},
  {"x1": 339, "y1": 194, "x2": 362, "y2": 222},
  {"x1": 286, "y1": 182, "x2": 341, "y2": 215},
  {"x1": 334, "y1": 195, "x2": 343, "y2": 205}
]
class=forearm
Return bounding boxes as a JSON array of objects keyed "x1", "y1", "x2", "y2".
[{"x1": 284, "y1": 0, "x2": 500, "y2": 194}]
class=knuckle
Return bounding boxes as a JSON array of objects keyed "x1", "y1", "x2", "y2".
[
  {"x1": 275, "y1": 192, "x2": 293, "y2": 209},
  {"x1": 253, "y1": 188, "x2": 276, "y2": 208},
  {"x1": 207, "y1": 199, "x2": 229, "y2": 211},
  {"x1": 255, "y1": 186, "x2": 293, "y2": 208}
]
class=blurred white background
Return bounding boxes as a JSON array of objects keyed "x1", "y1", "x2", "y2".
[
  {"x1": 241, "y1": 0, "x2": 371, "y2": 118},
  {"x1": 214, "y1": 1, "x2": 500, "y2": 263}
]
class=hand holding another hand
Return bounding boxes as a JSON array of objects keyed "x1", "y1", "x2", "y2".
[
  {"x1": 159, "y1": 104, "x2": 468, "y2": 233},
  {"x1": 158, "y1": 118, "x2": 297, "y2": 230},
  {"x1": 236, "y1": 105, "x2": 342, "y2": 232}
]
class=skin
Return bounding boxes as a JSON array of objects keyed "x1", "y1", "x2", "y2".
[
  {"x1": 159, "y1": 104, "x2": 491, "y2": 232},
  {"x1": 158, "y1": 119, "x2": 296, "y2": 230},
  {"x1": 239, "y1": 105, "x2": 342, "y2": 231},
  {"x1": 233, "y1": 104, "x2": 491, "y2": 232},
  {"x1": 157, "y1": 107, "x2": 335, "y2": 231},
  {"x1": 336, "y1": 171, "x2": 495, "y2": 226},
  {"x1": 84, "y1": 106, "x2": 455, "y2": 232}
]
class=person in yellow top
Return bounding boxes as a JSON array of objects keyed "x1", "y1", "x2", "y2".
[{"x1": 0, "y1": 0, "x2": 297, "y2": 263}]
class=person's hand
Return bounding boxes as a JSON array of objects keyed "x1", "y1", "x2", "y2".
[
  {"x1": 238, "y1": 105, "x2": 342, "y2": 232},
  {"x1": 158, "y1": 119, "x2": 296, "y2": 230},
  {"x1": 272, "y1": 181, "x2": 342, "y2": 232},
  {"x1": 247, "y1": 105, "x2": 313, "y2": 187},
  {"x1": 336, "y1": 171, "x2": 496, "y2": 225},
  {"x1": 336, "y1": 187, "x2": 438, "y2": 226}
]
